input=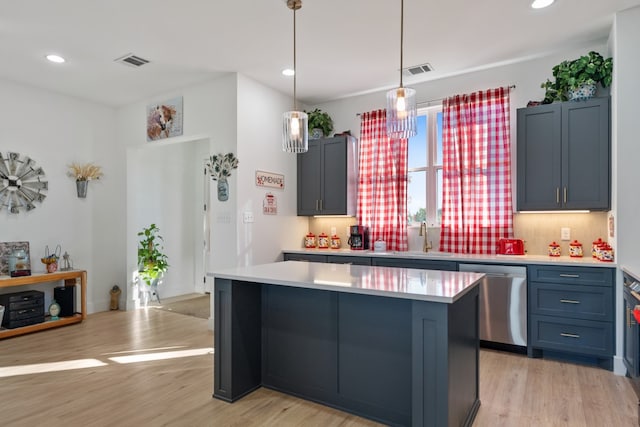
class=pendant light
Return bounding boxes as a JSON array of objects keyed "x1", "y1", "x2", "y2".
[
  {"x1": 386, "y1": 0, "x2": 417, "y2": 139},
  {"x1": 282, "y1": 0, "x2": 308, "y2": 153}
]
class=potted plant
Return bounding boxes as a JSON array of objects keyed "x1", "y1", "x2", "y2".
[
  {"x1": 541, "y1": 51, "x2": 613, "y2": 104},
  {"x1": 305, "y1": 108, "x2": 334, "y2": 139},
  {"x1": 67, "y1": 162, "x2": 103, "y2": 198},
  {"x1": 137, "y1": 224, "x2": 169, "y2": 288}
]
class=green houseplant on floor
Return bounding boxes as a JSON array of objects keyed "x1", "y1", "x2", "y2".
[
  {"x1": 541, "y1": 51, "x2": 613, "y2": 104},
  {"x1": 137, "y1": 224, "x2": 169, "y2": 287}
]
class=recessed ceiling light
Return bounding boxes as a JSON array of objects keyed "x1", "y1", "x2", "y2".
[
  {"x1": 282, "y1": 68, "x2": 295, "y2": 77},
  {"x1": 531, "y1": 0, "x2": 555, "y2": 9},
  {"x1": 46, "y1": 54, "x2": 66, "y2": 63}
]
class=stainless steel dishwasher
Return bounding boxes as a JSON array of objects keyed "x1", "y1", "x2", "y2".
[{"x1": 458, "y1": 263, "x2": 527, "y2": 349}]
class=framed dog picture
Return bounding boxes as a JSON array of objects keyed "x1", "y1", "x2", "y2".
[{"x1": 146, "y1": 96, "x2": 183, "y2": 141}]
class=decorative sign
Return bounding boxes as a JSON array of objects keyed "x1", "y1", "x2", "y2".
[
  {"x1": 263, "y1": 193, "x2": 277, "y2": 215},
  {"x1": 256, "y1": 170, "x2": 284, "y2": 189}
]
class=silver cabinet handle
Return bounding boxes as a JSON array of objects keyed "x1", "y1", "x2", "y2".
[
  {"x1": 560, "y1": 299, "x2": 580, "y2": 304},
  {"x1": 315, "y1": 200, "x2": 319, "y2": 211},
  {"x1": 560, "y1": 333, "x2": 580, "y2": 338},
  {"x1": 556, "y1": 188, "x2": 560, "y2": 204},
  {"x1": 564, "y1": 187, "x2": 568, "y2": 204},
  {"x1": 559, "y1": 274, "x2": 580, "y2": 278}
]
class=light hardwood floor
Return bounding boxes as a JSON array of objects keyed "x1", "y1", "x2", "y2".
[{"x1": 0, "y1": 308, "x2": 636, "y2": 426}]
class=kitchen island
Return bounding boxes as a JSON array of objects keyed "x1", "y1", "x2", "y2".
[{"x1": 212, "y1": 261, "x2": 483, "y2": 427}]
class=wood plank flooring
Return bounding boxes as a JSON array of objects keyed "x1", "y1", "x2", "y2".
[{"x1": 0, "y1": 308, "x2": 636, "y2": 426}]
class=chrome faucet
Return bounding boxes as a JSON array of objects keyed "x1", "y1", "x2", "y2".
[{"x1": 418, "y1": 222, "x2": 432, "y2": 252}]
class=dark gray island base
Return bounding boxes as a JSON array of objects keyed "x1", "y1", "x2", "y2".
[{"x1": 212, "y1": 262, "x2": 482, "y2": 427}]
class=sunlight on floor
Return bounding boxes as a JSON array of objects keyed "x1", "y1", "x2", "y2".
[
  {"x1": 109, "y1": 347, "x2": 213, "y2": 364},
  {"x1": 0, "y1": 359, "x2": 108, "y2": 378},
  {"x1": 0, "y1": 347, "x2": 214, "y2": 378}
]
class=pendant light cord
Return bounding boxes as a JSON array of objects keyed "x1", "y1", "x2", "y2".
[
  {"x1": 399, "y1": 0, "x2": 404, "y2": 89},
  {"x1": 293, "y1": 6, "x2": 297, "y2": 111}
]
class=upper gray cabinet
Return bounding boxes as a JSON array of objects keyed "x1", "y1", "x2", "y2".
[
  {"x1": 297, "y1": 135, "x2": 358, "y2": 216},
  {"x1": 517, "y1": 97, "x2": 610, "y2": 211}
]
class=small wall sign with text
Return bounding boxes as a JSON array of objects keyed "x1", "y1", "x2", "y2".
[
  {"x1": 256, "y1": 170, "x2": 284, "y2": 189},
  {"x1": 263, "y1": 193, "x2": 277, "y2": 215}
]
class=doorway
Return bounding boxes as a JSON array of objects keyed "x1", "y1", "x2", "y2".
[{"x1": 126, "y1": 136, "x2": 210, "y2": 309}]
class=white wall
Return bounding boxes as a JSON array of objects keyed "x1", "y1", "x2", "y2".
[
  {"x1": 612, "y1": 6, "x2": 640, "y2": 375},
  {"x1": 235, "y1": 75, "x2": 309, "y2": 267},
  {"x1": 117, "y1": 73, "x2": 239, "y2": 307},
  {"x1": 316, "y1": 42, "x2": 608, "y2": 145},
  {"x1": 0, "y1": 79, "x2": 117, "y2": 313},
  {"x1": 614, "y1": 7, "x2": 640, "y2": 274}
]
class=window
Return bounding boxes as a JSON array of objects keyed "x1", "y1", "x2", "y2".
[{"x1": 407, "y1": 106, "x2": 443, "y2": 226}]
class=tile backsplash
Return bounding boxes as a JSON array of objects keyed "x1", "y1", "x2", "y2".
[
  {"x1": 513, "y1": 211, "x2": 609, "y2": 256},
  {"x1": 307, "y1": 212, "x2": 609, "y2": 256}
]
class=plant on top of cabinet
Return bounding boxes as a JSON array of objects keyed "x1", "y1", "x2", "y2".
[
  {"x1": 305, "y1": 108, "x2": 334, "y2": 139},
  {"x1": 541, "y1": 51, "x2": 612, "y2": 104}
]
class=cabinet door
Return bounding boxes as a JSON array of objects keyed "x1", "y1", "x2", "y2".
[
  {"x1": 297, "y1": 140, "x2": 322, "y2": 215},
  {"x1": 321, "y1": 137, "x2": 348, "y2": 214},
  {"x1": 562, "y1": 97, "x2": 610, "y2": 210},
  {"x1": 517, "y1": 103, "x2": 562, "y2": 210}
]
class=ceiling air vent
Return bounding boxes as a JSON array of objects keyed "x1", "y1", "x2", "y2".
[
  {"x1": 403, "y1": 63, "x2": 433, "y2": 77},
  {"x1": 114, "y1": 53, "x2": 150, "y2": 68}
]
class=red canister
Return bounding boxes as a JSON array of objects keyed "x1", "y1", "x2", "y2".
[
  {"x1": 592, "y1": 238, "x2": 604, "y2": 258},
  {"x1": 569, "y1": 240, "x2": 583, "y2": 258},
  {"x1": 318, "y1": 233, "x2": 329, "y2": 249},
  {"x1": 548, "y1": 241, "x2": 561, "y2": 257},
  {"x1": 330, "y1": 235, "x2": 341, "y2": 249},
  {"x1": 304, "y1": 232, "x2": 316, "y2": 248}
]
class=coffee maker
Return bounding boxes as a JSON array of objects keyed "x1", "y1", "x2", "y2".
[{"x1": 348, "y1": 225, "x2": 369, "y2": 250}]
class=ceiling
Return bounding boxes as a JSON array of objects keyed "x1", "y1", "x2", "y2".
[{"x1": 1, "y1": 0, "x2": 638, "y2": 107}]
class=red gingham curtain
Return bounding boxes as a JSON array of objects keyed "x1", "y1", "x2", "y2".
[
  {"x1": 439, "y1": 87, "x2": 514, "y2": 254},
  {"x1": 357, "y1": 109, "x2": 408, "y2": 251}
]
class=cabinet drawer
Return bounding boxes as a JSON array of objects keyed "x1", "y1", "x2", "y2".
[
  {"x1": 326, "y1": 256, "x2": 371, "y2": 265},
  {"x1": 371, "y1": 258, "x2": 457, "y2": 271},
  {"x1": 530, "y1": 314, "x2": 613, "y2": 357},
  {"x1": 284, "y1": 253, "x2": 327, "y2": 263},
  {"x1": 528, "y1": 265, "x2": 614, "y2": 287},
  {"x1": 530, "y1": 283, "x2": 613, "y2": 321}
]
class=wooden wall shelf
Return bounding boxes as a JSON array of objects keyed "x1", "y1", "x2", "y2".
[{"x1": 0, "y1": 270, "x2": 87, "y2": 339}]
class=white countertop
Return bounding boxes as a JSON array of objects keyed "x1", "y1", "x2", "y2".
[
  {"x1": 211, "y1": 261, "x2": 484, "y2": 304},
  {"x1": 283, "y1": 248, "x2": 617, "y2": 268}
]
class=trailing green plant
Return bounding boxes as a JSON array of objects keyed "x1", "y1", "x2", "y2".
[
  {"x1": 541, "y1": 51, "x2": 613, "y2": 104},
  {"x1": 305, "y1": 108, "x2": 334, "y2": 137},
  {"x1": 137, "y1": 224, "x2": 169, "y2": 286}
]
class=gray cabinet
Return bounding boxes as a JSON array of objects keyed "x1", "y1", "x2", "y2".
[
  {"x1": 528, "y1": 265, "x2": 615, "y2": 370},
  {"x1": 371, "y1": 257, "x2": 458, "y2": 271},
  {"x1": 517, "y1": 97, "x2": 610, "y2": 211},
  {"x1": 283, "y1": 253, "x2": 327, "y2": 263},
  {"x1": 297, "y1": 135, "x2": 358, "y2": 216}
]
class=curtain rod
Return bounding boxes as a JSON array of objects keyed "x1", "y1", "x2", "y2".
[{"x1": 356, "y1": 85, "x2": 516, "y2": 116}]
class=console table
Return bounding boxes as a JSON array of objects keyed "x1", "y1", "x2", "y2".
[{"x1": 0, "y1": 270, "x2": 87, "y2": 339}]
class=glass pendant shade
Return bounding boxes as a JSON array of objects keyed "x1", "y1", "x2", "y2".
[
  {"x1": 283, "y1": 110, "x2": 308, "y2": 153},
  {"x1": 386, "y1": 86, "x2": 417, "y2": 138}
]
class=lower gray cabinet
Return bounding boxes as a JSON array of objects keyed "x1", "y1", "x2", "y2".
[
  {"x1": 528, "y1": 265, "x2": 615, "y2": 370},
  {"x1": 283, "y1": 253, "x2": 327, "y2": 263},
  {"x1": 371, "y1": 257, "x2": 458, "y2": 271}
]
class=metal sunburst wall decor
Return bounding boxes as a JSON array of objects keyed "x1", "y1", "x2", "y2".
[{"x1": 0, "y1": 151, "x2": 48, "y2": 214}]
